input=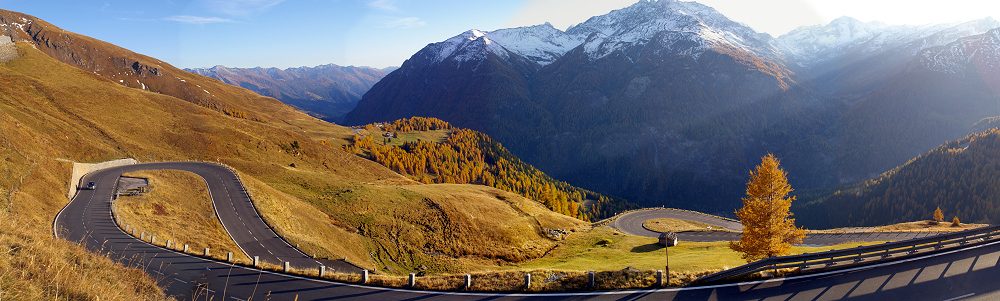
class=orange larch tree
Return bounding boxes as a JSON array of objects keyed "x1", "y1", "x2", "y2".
[{"x1": 729, "y1": 154, "x2": 807, "y2": 263}]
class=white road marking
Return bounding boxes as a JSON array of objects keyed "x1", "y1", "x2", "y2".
[
  {"x1": 173, "y1": 278, "x2": 187, "y2": 283},
  {"x1": 943, "y1": 293, "x2": 975, "y2": 301}
]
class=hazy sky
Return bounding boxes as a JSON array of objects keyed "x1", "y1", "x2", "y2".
[{"x1": 1, "y1": 0, "x2": 996, "y2": 69}]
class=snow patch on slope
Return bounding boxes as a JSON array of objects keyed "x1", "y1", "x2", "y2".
[{"x1": 919, "y1": 28, "x2": 1000, "y2": 76}]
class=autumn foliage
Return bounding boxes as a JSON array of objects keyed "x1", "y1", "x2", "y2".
[
  {"x1": 343, "y1": 117, "x2": 635, "y2": 221},
  {"x1": 729, "y1": 154, "x2": 807, "y2": 262}
]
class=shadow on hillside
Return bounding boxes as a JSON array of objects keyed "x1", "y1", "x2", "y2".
[{"x1": 631, "y1": 243, "x2": 663, "y2": 253}]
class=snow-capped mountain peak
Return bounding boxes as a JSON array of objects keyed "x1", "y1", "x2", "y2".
[
  {"x1": 486, "y1": 22, "x2": 585, "y2": 66},
  {"x1": 565, "y1": 0, "x2": 778, "y2": 61},
  {"x1": 426, "y1": 29, "x2": 508, "y2": 64},
  {"x1": 423, "y1": 24, "x2": 586, "y2": 66},
  {"x1": 420, "y1": 0, "x2": 783, "y2": 67}
]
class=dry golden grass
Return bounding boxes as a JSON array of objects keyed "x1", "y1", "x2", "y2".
[
  {"x1": 236, "y1": 169, "x2": 376, "y2": 270},
  {"x1": 643, "y1": 218, "x2": 727, "y2": 233},
  {"x1": 873, "y1": 220, "x2": 987, "y2": 232},
  {"x1": 0, "y1": 207, "x2": 166, "y2": 300},
  {"x1": 510, "y1": 227, "x2": 887, "y2": 275},
  {"x1": 116, "y1": 170, "x2": 249, "y2": 262},
  {"x1": 240, "y1": 171, "x2": 587, "y2": 275},
  {"x1": 807, "y1": 220, "x2": 989, "y2": 234}
]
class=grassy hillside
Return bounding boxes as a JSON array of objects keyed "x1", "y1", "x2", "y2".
[
  {"x1": 803, "y1": 127, "x2": 1000, "y2": 227},
  {"x1": 0, "y1": 9, "x2": 311, "y2": 126},
  {"x1": 344, "y1": 117, "x2": 638, "y2": 221},
  {"x1": 0, "y1": 46, "x2": 166, "y2": 299},
  {"x1": 0, "y1": 37, "x2": 587, "y2": 293},
  {"x1": 116, "y1": 170, "x2": 248, "y2": 262}
]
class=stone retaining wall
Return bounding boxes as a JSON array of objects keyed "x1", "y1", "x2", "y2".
[
  {"x1": 67, "y1": 158, "x2": 138, "y2": 199},
  {"x1": 0, "y1": 36, "x2": 18, "y2": 63}
]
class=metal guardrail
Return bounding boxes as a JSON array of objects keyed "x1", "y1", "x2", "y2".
[{"x1": 695, "y1": 224, "x2": 1000, "y2": 284}]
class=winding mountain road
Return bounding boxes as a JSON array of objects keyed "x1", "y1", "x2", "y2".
[
  {"x1": 610, "y1": 208, "x2": 948, "y2": 246},
  {"x1": 54, "y1": 162, "x2": 1000, "y2": 300}
]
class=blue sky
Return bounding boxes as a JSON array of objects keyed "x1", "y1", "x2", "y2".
[{"x1": 1, "y1": 0, "x2": 996, "y2": 69}]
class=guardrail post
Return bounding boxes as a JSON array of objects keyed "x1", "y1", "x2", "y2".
[
  {"x1": 151, "y1": 236, "x2": 156, "y2": 245},
  {"x1": 227, "y1": 252, "x2": 233, "y2": 262},
  {"x1": 319, "y1": 265, "x2": 326, "y2": 277},
  {"x1": 524, "y1": 273, "x2": 531, "y2": 290},
  {"x1": 253, "y1": 256, "x2": 259, "y2": 267},
  {"x1": 166, "y1": 240, "x2": 172, "y2": 249},
  {"x1": 363, "y1": 270, "x2": 369, "y2": 283},
  {"x1": 408, "y1": 273, "x2": 416, "y2": 287},
  {"x1": 465, "y1": 274, "x2": 471, "y2": 289},
  {"x1": 284, "y1": 262, "x2": 290, "y2": 273},
  {"x1": 656, "y1": 270, "x2": 664, "y2": 286},
  {"x1": 184, "y1": 244, "x2": 189, "y2": 253},
  {"x1": 204, "y1": 248, "x2": 210, "y2": 257},
  {"x1": 588, "y1": 271, "x2": 595, "y2": 288}
]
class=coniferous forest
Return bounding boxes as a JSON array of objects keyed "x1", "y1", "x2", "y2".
[
  {"x1": 799, "y1": 127, "x2": 1000, "y2": 228},
  {"x1": 343, "y1": 117, "x2": 637, "y2": 221}
]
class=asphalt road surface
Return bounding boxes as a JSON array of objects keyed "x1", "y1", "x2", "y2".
[
  {"x1": 611, "y1": 208, "x2": 948, "y2": 246},
  {"x1": 54, "y1": 162, "x2": 1000, "y2": 300},
  {"x1": 54, "y1": 162, "x2": 362, "y2": 271}
]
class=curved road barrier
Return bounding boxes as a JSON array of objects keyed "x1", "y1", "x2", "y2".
[
  {"x1": 697, "y1": 224, "x2": 1000, "y2": 284},
  {"x1": 52, "y1": 162, "x2": 1000, "y2": 300}
]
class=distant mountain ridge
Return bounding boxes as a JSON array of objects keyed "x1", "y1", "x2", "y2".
[
  {"x1": 775, "y1": 16, "x2": 999, "y2": 98},
  {"x1": 345, "y1": 0, "x2": 834, "y2": 214},
  {"x1": 837, "y1": 27, "x2": 1000, "y2": 182},
  {"x1": 185, "y1": 64, "x2": 389, "y2": 123},
  {"x1": 343, "y1": 0, "x2": 1000, "y2": 216}
]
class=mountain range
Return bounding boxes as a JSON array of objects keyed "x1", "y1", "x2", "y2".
[
  {"x1": 185, "y1": 64, "x2": 392, "y2": 123},
  {"x1": 343, "y1": 0, "x2": 1000, "y2": 216}
]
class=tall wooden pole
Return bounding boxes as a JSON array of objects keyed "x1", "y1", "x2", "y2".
[{"x1": 665, "y1": 245, "x2": 669, "y2": 286}]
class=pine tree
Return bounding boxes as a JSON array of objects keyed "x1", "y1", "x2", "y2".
[
  {"x1": 933, "y1": 207, "x2": 944, "y2": 223},
  {"x1": 952, "y1": 216, "x2": 961, "y2": 227},
  {"x1": 729, "y1": 154, "x2": 807, "y2": 263}
]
